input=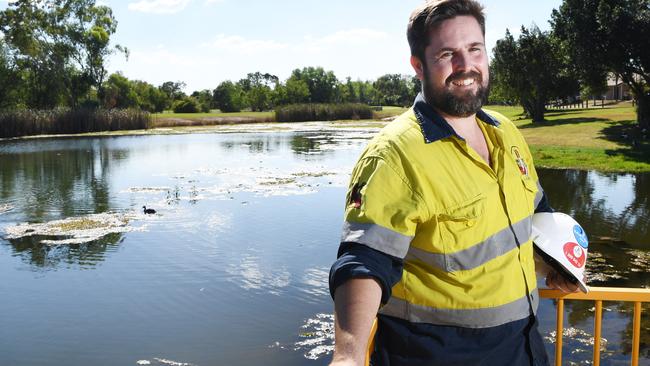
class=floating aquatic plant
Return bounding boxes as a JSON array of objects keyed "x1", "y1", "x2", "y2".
[
  {"x1": 293, "y1": 313, "x2": 335, "y2": 360},
  {"x1": 4, "y1": 212, "x2": 145, "y2": 245},
  {"x1": 544, "y1": 327, "x2": 608, "y2": 350}
]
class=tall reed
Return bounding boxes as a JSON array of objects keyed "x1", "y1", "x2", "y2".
[
  {"x1": 0, "y1": 108, "x2": 151, "y2": 138},
  {"x1": 275, "y1": 103, "x2": 373, "y2": 122}
]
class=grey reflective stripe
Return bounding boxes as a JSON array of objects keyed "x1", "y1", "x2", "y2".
[
  {"x1": 534, "y1": 181, "x2": 544, "y2": 209},
  {"x1": 379, "y1": 289, "x2": 538, "y2": 328},
  {"x1": 341, "y1": 221, "x2": 413, "y2": 258},
  {"x1": 405, "y1": 216, "x2": 532, "y2": 272}
]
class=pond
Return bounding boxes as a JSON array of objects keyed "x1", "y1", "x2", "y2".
[{"x1": 1, "y1": 122, "x2": 649, "y2": 366}]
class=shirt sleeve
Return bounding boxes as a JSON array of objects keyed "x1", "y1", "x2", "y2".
[
  {"x1": 329, "y1": 154, "x2": 425, "y2": 304},
  {"x1": 329, "y1": 242, "x2": 404, "y2": 304},
  {"x1": 534, "y1": 189, "x2": 554, "y2": 213},
  {"x1": 340, "y1": 156, "x2": 424, "y2": 258}
]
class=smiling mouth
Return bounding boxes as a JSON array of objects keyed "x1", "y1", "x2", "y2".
[{"x1": 451, "y1": 78, "x2": 475, "y2": 87}]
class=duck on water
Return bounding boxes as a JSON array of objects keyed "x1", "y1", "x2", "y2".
[{"x1": 142, "y1": 206, "x2": 156, "y2": 214}]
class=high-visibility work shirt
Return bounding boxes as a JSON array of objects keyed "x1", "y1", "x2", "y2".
[{"x1": 332, "y1": 93, "x2": 548, "y2": 329}]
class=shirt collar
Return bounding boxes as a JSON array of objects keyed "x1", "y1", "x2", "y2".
[{"x1": 412, "y1": 92, "x2": 500, "y2": 144}]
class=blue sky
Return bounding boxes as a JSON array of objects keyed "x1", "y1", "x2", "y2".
[{"x1": 2, "y1": 0, "x2": 563, "y2": 92}]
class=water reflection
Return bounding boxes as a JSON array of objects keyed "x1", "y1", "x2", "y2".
[
  {"x1": 0, "y1": 138, "x2": 127, "y2": 221},
  {"x1": 539, "y1": 169, "x2": 650, "y2": 246},
  {"x1": 8, "y1": 232, "x2": 124, "y2": 269},
  {"x1": 0, "y1": 138, "x2": 131, "y2": 269},
  {"x1": 537, "y1": 168, "x2": 650, "y2": 363}
]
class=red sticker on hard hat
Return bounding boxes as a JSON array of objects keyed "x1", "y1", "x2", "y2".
[{"x1": 563, "y1": 242, "x2": 585, "y2": 268}]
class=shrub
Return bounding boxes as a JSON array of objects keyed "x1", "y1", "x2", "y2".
[
  {"x1": 275, "y1": 103, "x2": 373, "y2": 122},
  {"x1": 172, "y1": 97, "x2": 200, "y2": 113},
  {"x1": 0, "y1": 108, "x2": 151, "y2": 138}
]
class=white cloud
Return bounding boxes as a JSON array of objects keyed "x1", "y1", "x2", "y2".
[
  {"x1": 311, "y1": 29, "x2": 389, "y2": 45},
  {"x1": 109, "y1": 28, "x2": 413, "y2": 92},
  {"x1": 128, "y1": 0, "x2": 191, "y2": 14},
  {"x1": 202, "y1": 34, "x2": 289, "y2": 53},
  {"x1": 204, "y1": 0, "x2": 224, "y2": 4}
]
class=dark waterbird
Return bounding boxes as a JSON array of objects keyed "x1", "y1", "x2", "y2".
[{"x1": 142, "y1": 206, "x2": 156, "y2": 214}]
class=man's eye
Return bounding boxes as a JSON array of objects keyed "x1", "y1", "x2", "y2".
[{"x1": 439, "y1": 52, "x2": 453, "y2": 59}]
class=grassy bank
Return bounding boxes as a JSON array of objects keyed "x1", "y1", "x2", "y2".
[
  {"x1": 152, "y1": 110, "x2": 274, "y2": 127},
  {"x1": 486, "y1": 102, "x2": 650, "y2": 172},
  {"x1": 275, "y1": 103, "x2": 373, "y2": 122},
  {"x1": 151, "y1": 106, "x2": 408, "y2": 126},
  {"x1": 0, "y1": 108, "x2": 150, "y2": 138}
]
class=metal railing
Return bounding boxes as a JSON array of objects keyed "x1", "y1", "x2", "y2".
[{"x1": 539, "y1": 287, "x2": 650, "y2": 366}]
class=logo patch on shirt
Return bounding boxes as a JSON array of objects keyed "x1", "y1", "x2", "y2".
[
  {"x1": 511, "y1": 146, "x2": 529, "y2": 177},
  {"x1": 349, "y1": 182, "x2": 366, "y2": 209}
]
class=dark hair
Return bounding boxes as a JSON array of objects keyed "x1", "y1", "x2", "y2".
[{"x1": 407, "y1": 0, "x2": 486, "y2": 61}]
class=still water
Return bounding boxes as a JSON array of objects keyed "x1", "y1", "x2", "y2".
[{"x1": 0, "y1": 122, "x2": 649, "y2": 366}]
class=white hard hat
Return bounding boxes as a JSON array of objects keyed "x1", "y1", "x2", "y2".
[{"x1": 531, "y1": 212, "x2": 589, "y2": 293}]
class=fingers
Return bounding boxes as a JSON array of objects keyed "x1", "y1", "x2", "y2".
[{"x1": 546, "y1": 271, "x2": 580, "y2": 293}]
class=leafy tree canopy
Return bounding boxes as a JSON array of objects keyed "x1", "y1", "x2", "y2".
[
  {"x1": 551, "y1": 0, "x2": 650, "y2": 128},
  {"x1": 491, "y1": 26, "x2": 578, "y2": 122}
]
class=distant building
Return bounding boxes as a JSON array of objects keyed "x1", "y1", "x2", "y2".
[{"x1": 605, "y1": 73, "x2": 642, "y2": 100}]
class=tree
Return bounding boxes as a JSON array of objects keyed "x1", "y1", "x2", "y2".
[
  {"x1": 356, "y1": 80, "x2": 377, "y2": 105},
  {"x1": 491, "y1": 27, "x2": 578, "y2": 122},
  {"x1": 159, "y1": 81, "x2": 187, "y2": 109},
  {"x1": 239, "y1": 72, "x2": 278, "y2": 111},
  {"x1": 172, "y1": 97, "x2": 200, "y2": 113},
  {"x1": 213, "y1": 81, "x2": 244, "y2": 112},
  {"x1": 133, "y1": 80, "x2": 167, "y2": 112},
  {"x1": 190, "y1": 89, "x2": 213, "y2": 112},
  {"x1": 101, "y1": 72, "x2": 138, "y2": 109},
  {"x1": 0, "y1": 39, "x2": 22, "y2": 108},
  {"x1": 552, "y1": 0, "x2": 650, "y2": 129},
  {"x1": 289, "y1": 67, "x2": 339, "y2": 103},
  {"x1": 341, "y1": 77, "x2": 358, "y2": 103},
  {"x1": 278, "y1": 78, "x2": 310, "y2": 104},
  {"x1": 0, "y1": 0, "x2": 126, "y2": 108},
  {"x1": 373, "y1": 74, "x2": 415, "y2": 107}
]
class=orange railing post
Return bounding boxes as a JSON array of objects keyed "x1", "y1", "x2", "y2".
[
  {"x1": 540, "y1": 287, "x2": 650, "y2": 366},
  {"x1": 365, "y1": 318, "x2": 378, "y2": 366},
  {"x1": 593, "y1": 300, "x2": 603, "y2": 366},
  {"x1": 555, "y1": 299, "x2": 564, "y2": 366},
  {"x1": 632, "y1": 301, "x2": 641, "y2": 366}
]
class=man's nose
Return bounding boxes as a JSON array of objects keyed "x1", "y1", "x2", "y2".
[{"x1": 453, "y1": 51, "x2": 472, "y2": 71}]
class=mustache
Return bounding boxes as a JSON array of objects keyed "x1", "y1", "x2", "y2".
[{"x1": 446, "y1": 71, "x2": 482, "y2": 85}]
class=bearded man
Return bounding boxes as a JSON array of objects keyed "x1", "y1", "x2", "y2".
[{"x1": 328, "y1": 1, "x2": 578, "y2": 365}]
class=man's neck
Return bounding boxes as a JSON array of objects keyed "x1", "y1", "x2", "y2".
[{"x1": 435, "y1": 108, "x2": 478, "y2": 139}]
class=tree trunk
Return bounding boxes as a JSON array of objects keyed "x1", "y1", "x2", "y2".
[
  {"x1": 530, "y1": 98, "x2": 546, "y2": 123},
  {"x1": 637, "y1": 92, "x2": 650, "y2": 131}
]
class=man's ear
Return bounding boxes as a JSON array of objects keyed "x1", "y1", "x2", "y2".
[{"x1": 410, "y1": 55, "x2": 425, "y2": 80}]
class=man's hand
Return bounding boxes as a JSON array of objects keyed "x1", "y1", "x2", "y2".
[{"x1": 545, "y1": 270, "x2": 581, "y2": 293}]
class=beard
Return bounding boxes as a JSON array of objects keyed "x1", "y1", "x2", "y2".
[{"x1": 422, "y1": 69, "x2": 490, "y2": 118}]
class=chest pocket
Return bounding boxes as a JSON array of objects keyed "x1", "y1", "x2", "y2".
[
  {"x1": 438, "y1": 194, "x2": 486, "y2": 257},
  {"x1": 521, "y1": 175, "x2": 538, "y2": 211}
]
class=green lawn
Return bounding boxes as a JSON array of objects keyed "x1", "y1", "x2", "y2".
[{"x1": 485, "y1": 102, "x2": 649, "y2": 172}]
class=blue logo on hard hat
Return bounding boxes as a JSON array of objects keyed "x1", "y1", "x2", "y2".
[{"x1": 573, "y1": 225, "x2": 588, "y2": 248}]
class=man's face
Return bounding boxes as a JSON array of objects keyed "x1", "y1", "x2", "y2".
[{"x1": 412, "y1": 15, "x2": 489, "y2": 118}]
